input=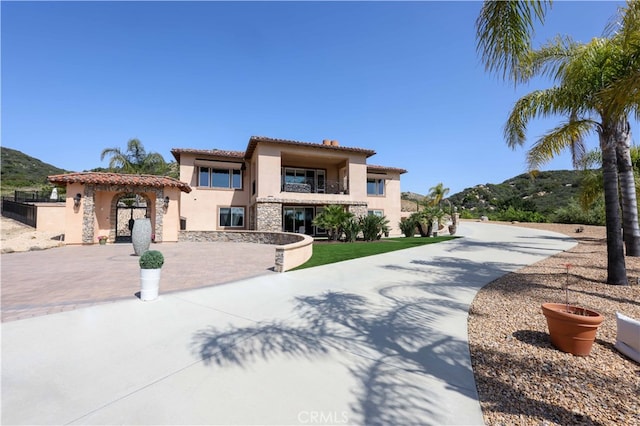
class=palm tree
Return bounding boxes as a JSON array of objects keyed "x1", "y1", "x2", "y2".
[
  {"x1": 100, "y1": 138, "x2": 168, "y2": 175},
  {"x1": 426, "y1": 183, "x2": 450, "y2": 207},
  {"x1": 477, "y1": 0, "x2": 640, "y2": 284},
  {"x1": 312, "y1": 205, "x2": 353, "y2": 241},
  {"x1": 504, "y1": 34, "x2": 636, "y2": 283}
]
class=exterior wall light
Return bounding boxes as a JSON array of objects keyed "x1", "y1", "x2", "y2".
[
  {"x1": 74, "y1": 193, "x2": 82, "y2": 207},
  {"x1": 164, "y1": 196, "x2": 170, "y2": 209}
]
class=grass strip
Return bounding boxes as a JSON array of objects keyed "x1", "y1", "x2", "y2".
[{"x1": 292, "y1": 236, "x2": 458, "y2": 270}]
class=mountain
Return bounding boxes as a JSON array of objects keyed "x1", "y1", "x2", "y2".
[
  {"x1": 403, "y1": 170, "x2": 587, "y2": 215},
  {"x1": 1, "y1": 147, "x2": 69, "y2": 189},
  {"x1": 447, "y1": 170, "x2": 583, "y2": 214}
]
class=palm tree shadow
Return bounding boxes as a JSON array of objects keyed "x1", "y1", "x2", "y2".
[{"x1": 191, "y1": 291, "x2": 478, "y2": 424}]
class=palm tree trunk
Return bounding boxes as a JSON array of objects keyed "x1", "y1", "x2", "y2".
[
  {"x1": 600, "y1": 125, "x2": 629, "y2": 285},
  {"x1": 615, "y1": 118, "x2": 640, "y2": 256}
]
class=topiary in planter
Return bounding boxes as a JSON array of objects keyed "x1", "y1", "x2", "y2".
[{"x1": 139, "y1": 250, "x2": 164, "y2": 269}]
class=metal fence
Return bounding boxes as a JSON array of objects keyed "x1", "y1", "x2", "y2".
[
  {"x1": 13, "y1": 190, "x2": 62, "y2": 203},
  {"x1": 2, "y1": 199, "x2": 37, "y2": 227}
]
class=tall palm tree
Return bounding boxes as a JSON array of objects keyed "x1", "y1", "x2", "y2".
[
  {"x1": 100, "y1": 138, "x2": 168, "y2": 175},
  {"x1": 504, "y1": 35, "x2": 636, "y2": 283},
  {"x1": 477, "y1": 0, "x2": 640, "y2": 284}
]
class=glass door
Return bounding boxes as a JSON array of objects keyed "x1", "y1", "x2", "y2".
[{"x1": 283, "y1": 207, "x2": 317, "y2": 235}]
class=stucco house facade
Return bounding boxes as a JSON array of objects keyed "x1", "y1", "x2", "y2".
[{"x1": 171, "y1": 136, "x2": 407, "y2": 237}]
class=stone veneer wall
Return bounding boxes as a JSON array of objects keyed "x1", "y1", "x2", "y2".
[
  {"x1": 348, "y1": 204, "x2": 368, "y2": 219},
  {"x1": 255, "y1": 201, "x2": 283, "y2": 232},
  {"x1": 81, "y1": 187, "x2": 95, "y2": 243},
  {"x1": 179, "y1": 230, "x2": 312, "y2": 272}
]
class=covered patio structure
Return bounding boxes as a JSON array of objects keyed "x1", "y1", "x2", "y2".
[{"x1": 48, "y1": 172, "x2": 192, "y2": 245}]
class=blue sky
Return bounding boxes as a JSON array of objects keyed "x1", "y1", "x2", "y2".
[{"x1": 2, "y1": 1, "x2": 635, "y2": 195}]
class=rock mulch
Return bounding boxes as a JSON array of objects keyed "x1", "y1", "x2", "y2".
[{"x1": 468, "y1": 222, "x2": 640, "y2": 426}]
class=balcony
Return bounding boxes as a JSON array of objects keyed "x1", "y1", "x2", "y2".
[{"x1": 281, "y1": 178, "x2": 347, "y2": 195}]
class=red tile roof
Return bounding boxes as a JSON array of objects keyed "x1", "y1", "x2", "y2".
[
  {"x1": 367, "y1": 164, "x2": 408, "y2": 174},
  {"x1": 170, "y1": 148, "x2": 245, "y2": 163},
  {"x1": 246, "y1": 136, "x2": 376, "y2": 158},
  {"x1": 171, "y1": 137, "x2": 377, "y2": 162},
  {"x1": 48, "y1": 172, "x2": 192, "y2": 193}
]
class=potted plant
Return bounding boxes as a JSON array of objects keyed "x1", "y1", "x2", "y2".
[
  {"x1": 541, "y1": 264, "x2": 604, "y2": 356},
  {"x1": 139, "y1": 250, "x2": 164, "y2": 301},
  {"x1": 97, "y1": 235, "x2": 108, "y2": 245}
]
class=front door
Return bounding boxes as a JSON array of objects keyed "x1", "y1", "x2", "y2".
[{"x1": 115, "y1": 194, "x2": 149, "y2": 243}]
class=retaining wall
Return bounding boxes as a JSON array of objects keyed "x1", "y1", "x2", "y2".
[{"x1": 179, "y1": 230, "x2": 313, "y2": 272}]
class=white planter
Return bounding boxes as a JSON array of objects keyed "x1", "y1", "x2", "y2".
[{"x1": 140, "y1": 268, "x2": 161, "y2": 301}]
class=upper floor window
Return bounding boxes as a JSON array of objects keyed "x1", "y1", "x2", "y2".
[
  {"x1": 367, "y1": 178, "x2": 385, "y2": 196},
  {"x1": 199, "y1": 167, "x2": 242, "y2": 189}
]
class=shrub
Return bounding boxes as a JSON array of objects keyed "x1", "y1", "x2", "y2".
[
  {"x1": 495, "y1": 206, "x2": 548, "y2": 223},
  {"x1": 139, "y1": 250, "x2": 164, "y2": 269},
  {"x1": 343, "y1": 217, "x2": 361, "y2": 242},
  {"x1": 551, "y1": 198, "x2": 605, "y2": 226},
  {"x1": 360, "y1": 214, "x2": 390, "y2": 241},
  {"x1": 399, "y1": 218, "x2": 417, "y2": 237},
  {"x1": 312, "y1": 205, "x2": 353, "y2": 241}
]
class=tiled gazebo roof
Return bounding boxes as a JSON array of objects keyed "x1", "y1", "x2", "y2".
[{"x1": 48, "y1": 172, "x2": 192, "y2": 193}]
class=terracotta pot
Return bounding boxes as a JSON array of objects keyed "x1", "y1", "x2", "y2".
[{"x1": 541, "y1": 303, "x2": 604, "y2": 356}]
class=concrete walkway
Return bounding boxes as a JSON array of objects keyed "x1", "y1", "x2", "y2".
[{"x1": 1, "y1": 222, "x2": 576, "y2": 425}]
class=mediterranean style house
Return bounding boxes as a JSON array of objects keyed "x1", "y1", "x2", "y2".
[{"x1": 171, "y1": 135, "x2": 407, "y2": 237}]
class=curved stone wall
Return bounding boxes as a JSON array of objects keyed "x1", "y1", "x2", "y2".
[{"x1": 178, "y1": 230, "x2": 313, "y2": 272}]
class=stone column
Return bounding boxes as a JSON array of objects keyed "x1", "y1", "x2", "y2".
[{"x1": 256, "y1": 201, "x2": 283, "y2": 232}]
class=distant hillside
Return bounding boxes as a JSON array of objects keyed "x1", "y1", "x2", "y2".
[
  {"x1": 447, "y1": 170, "x2": 583, "y2": 214},
  {"x1": 403, "y1": 170, "x2": 587, "y2": 215},
  {"x1": 1, "y1": 147, "x2": 69, "y2": 188}
]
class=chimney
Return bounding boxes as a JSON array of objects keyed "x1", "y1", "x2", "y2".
[
  {"x1": 322, "y1": 139, "x2": 332, "y2": 145},
  {"x1": 331, "y1": 140, "x2": 339, "y2": 146}
]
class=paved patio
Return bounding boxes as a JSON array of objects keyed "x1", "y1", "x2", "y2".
[{"x1": 1, "y1": 241, "x2": 277, "y2": 322}]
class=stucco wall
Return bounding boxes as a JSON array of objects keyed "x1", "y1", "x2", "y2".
[
  {"x1": 367, "y1": 171, "x2": 403, "y2": 236},
  {"x1": 35, "y1": 203, "x2": 65, "y2": 233},
  {"x1": 64, "y1": 183, "x2": 86, "y2": 244},
  {"x1": 178, "y1": 152, "x2": 250, "y2": 231}
]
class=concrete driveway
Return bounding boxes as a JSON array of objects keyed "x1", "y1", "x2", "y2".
[{"x1": 1, "y1": 222, "x2": 576, "y2": 425}]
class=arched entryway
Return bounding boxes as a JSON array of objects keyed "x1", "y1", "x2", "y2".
[{"x1": 114, "y1": 193, "x2": 151, "y2": 243}]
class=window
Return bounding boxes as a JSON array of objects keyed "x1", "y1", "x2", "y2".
[
  {"x1": 282, "y1": 167, "x2": 326, "y2": 193},
  {"x1": 368, "y1": 210, "x2": 384, "y2": 217},
  {"x1": 199, "y1": 167, "x2": 242, "y2": 189},
  {"x1": 219, "y1": 207, "x2": 245, "y2": 228},
  {"x1": 367, "y1": 178, "x2": 385, "y2": 196}
]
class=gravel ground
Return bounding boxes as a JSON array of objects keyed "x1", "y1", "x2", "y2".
[
  {"x1": 468, "y1": 221, "x2": 640, "y2": 426},
  {"x1": 0, "y1": 216, "x2": 64, "y2": 253}
]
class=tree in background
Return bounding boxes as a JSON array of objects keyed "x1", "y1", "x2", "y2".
[
  {"x1": 100, "y1": 138, "x2": 169, "y2": 176},
  {"x1": 426, "y1": 183, "x2": 450, "y2": 207}
]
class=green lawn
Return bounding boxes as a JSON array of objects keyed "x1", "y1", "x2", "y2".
[{"x1": 292, "y1": 236, "x2": 458, "y2": 270}]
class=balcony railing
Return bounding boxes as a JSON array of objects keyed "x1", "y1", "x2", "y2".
[{"x1": 281, "y1": 179, "x2": 348, "y2": 195}]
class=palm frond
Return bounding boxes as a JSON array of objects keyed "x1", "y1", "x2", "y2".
[
  {"x1": 526, "y1": 119, "x2": 597, "y2": 170},
  {"x1": 504, "y1": 87, "x2": 575, "y2": 148},
  {"x1": 476, "y1": 0, "x2": 551, "y2": 83}
]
